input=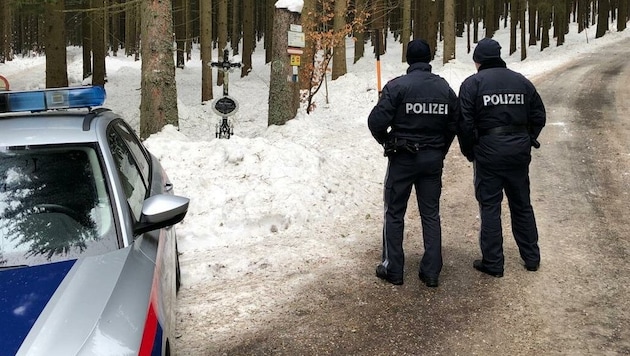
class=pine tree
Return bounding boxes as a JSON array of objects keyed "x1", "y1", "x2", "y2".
[{"x1": 139, "y1": 0, "x2": 180, "y2": 139}]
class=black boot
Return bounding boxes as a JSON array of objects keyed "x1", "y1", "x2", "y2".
[
  {"x1": 473, "y1": 259, "x2": 503, "y2": 277},
  {"x1": 376, "y1": 264, "x2": 403, "y2": 285},
  {"x1": 418, "y1": 272, "x2": 439, "y2": 288}
]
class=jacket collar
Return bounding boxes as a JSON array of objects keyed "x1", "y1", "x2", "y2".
[
  {"x1": 477, "y1": 58, "x2": 507, "y2": 71},
  {"x1": 407, "y1": 62, "x2": 433, "y2": 74}
]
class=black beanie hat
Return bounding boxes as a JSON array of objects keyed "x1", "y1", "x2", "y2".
[
  {"x1": 473, "y1": 38, "x2": 502, "y2": 63},
  {"x1": 406, "y1": 39, "x2": 432, "y2": 64}
]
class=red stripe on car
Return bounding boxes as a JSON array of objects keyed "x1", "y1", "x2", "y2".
[{"x1": 139, "y1": 231, "x2": 167, "y2": 355}]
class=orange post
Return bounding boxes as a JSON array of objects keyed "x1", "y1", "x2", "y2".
[
  {"x1": 376, "y1": 60, "x2": 382, "y2": 96},
  {"x1": 375, "y1": 29, "x2": 382, "y2": 97}
]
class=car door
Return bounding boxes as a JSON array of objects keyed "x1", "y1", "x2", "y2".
[{"x1": 105, "y1": 119, "x2": 177, "y2": 355}]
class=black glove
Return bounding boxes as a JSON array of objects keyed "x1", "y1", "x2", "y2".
[
  {"x1": 531, "y1": 137, "x2": 541, "y2": 149},
  {"x1": 383, "y1": 141, "x2": 395, "y2": 157}
]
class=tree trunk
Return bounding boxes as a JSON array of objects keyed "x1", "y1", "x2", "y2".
[
  {"x1": 596, "y1": 0, "x2": 610, "y2": 38},
  {"x1": 1, "y1": 0, "x2": 12, "y2": 63},
  {"x1": 540, "y1": 1, "x2": 551, "y2": 50},
  {"x1": 185, "y1": 0, "x2": 192, "y2": 61},
  {"x1": 139, "y1": 0, "x2": 179, "y2": 139},
  {"x1": 555, "y1": 0, "x2": 567, "y2": 46},
  {"x1": 520, "y1": 0, "x2": 527, "y2": 60},
  {"x1": 332, "y1": 0, "x2": 348, "y2": 80},
  {"x1": 103, "y1": 0, "x2": 109, "y2": 55},
  {"x1": 577, "y1": 0, "x2": 588, "y2": 32},
  {"x1": 134, "y1": 1, "x2": 141, "y2": 61},
  {"x1": 443, "y1": 0, "x2": 455, "y2": 63},
  {"x1": 45, "y1": 0, "x2": 68, "y2": 88},
  {"x1": 231, "y1": 0, "x2": 241, "y2": 55},
  {"x1": 217, "y1": 0, "x2": 228, "y2": 85},
  {"x1": 618, "y1": 0, "x2": 628, "y2": 31},
  {"x1": 485, "y1": 0, "x2": 496, "y2": 37},
  {"x1": 401, "y1": 0, "x2": 411, "y2": 63},
  {"x1": 125, "y1": 1, "x2": 139, "y2": 57},
  {"x1": 503, "y1": 0, "x2": 509, "y2": 28},
  {"x1": 472, "y1": 0, "x2": 480, "y2": 43},
  {"x1": 456, "y1": 0, "x2": 465, "y2": 36},
  {"x1": 465, "y1": 0, "x2": 472, "y2": 53},
  {"x1": 82, "y1": 2, "x2": 92, "y2": 79},
  {"x1": 373, "y1": 0, "x2": 386, "y2": 54},
  {"x1": 414, "y1": 0, "x2": 423, "y2": 40},
  {"x1": 268, "y1": 7, "x2": 300, "y2": 126},
  {"x1": 200, "y1": 0, "x2": 213, "y2": 102},
  {"x1": 265, "y1": 0, "x2": 274, "y2": 63},
  {"x1": 242, "y1": 0, "x2": 254, "y2": 77},
  {"x1": 353, "y1": 0, "x2": 367, "y2": 63},
  {"x1": 389, "y1": 4, "x2": 401, "y2": 41},
  {"x1": 173, "y1": 0, "x2": 186, "y2": 68},
  {"x1": 92, "y1": 0, "x2": 106, "y2": 87},
  {"x1": 510, "y1": 0, "x2": 518, "y2": 54},
  {"x1": 300, "y1": 0, "x2": 316, "y2": 88},
  {"x1": 426, "y1": 0, "x2": 439, "y2": 57},
  {"x1": 111, "y1": 0, "x2": 120, "y2": 56},
  {"x1": 529, "y1": 0, "x2": 538, "y2": 45}
]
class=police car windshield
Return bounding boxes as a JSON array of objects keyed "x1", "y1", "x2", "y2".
[{"x1": 0, "y1": 144, "x2": 118, "y2": 266}]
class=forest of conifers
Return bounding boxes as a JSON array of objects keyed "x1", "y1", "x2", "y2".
[
  {"x1": 1, "y1": 1, "x2": 628, "y2": 67},
  {"x1": 0, "y1": 1, "x2": 627, "y2": 136}
]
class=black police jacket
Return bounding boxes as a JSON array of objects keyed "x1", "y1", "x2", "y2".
[
  {"x1": 457, "y1": 60, "x2": 546, "y2": 166},
  {"x1": 367, "y1": 62, "x2": 459, "y2": 156}
]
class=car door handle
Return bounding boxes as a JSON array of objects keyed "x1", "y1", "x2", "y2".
[{"x1": 164, "y1": 182, "x2": 174, "y2": 192}]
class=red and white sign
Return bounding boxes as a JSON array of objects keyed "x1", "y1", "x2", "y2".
[
  {"x1": 0, "y1": 75, "x2": 9, "y2": 91},
  {"x1": 287, "y1": 47, "x2": 304, "y2": 55}
]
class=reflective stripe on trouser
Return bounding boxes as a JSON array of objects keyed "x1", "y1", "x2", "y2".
[
  {"x1": 473, "y1": 161, "x2": 540, "y2": 271},
  {"x1": 381, "y1": 150, "x2": 444, "y2": 279}
]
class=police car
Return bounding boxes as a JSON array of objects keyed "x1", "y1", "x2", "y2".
[{"x1": 0, "y1": 86, "x2": 189, "y2": 356}]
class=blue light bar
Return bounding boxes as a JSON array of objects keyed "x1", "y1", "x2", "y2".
[{"x1": 0, "y1": 86, "x2": 106, "y2": 113}]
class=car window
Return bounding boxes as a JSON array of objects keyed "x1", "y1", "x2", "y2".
[
  {"x1": 0, "y1": 144, "x2": 117, "y2": 267},
  {"x1": 113, "y1": 121, "x2": 150, "y2": 186},
  {"x1": 107, "y1": 123, "x2": 148, "y2": 221}
]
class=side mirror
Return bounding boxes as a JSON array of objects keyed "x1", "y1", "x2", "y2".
[{"x1": 134, "y1": 194, "x2": 189, "y2": 235}]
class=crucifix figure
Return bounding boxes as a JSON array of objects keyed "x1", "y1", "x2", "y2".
[{"x1": 211, "y1": 49, "x2": 242, "y2": 139}]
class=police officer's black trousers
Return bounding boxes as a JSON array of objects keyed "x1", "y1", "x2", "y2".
[
  {"x1": 473, "y1": 162, "x2": 540, "y2": 272},
  {"x1": 381, "y1": 150, "x2": 444, "y2": 279}
]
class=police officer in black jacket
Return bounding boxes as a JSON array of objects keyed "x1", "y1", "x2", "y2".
[
  {"x1": 368, "y1": 39, "x2": 459, "y2": 287},
  {"x1": 457, "y1": 38, "x2": 546, "y2": 277}
]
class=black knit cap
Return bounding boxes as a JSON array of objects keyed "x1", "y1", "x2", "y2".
[
  {"x1": 406, "y1": 39, "x2": 432, "y2": 64},
  {"x1": 473, "y1": 38, "x2": 502, "y2": 63}
]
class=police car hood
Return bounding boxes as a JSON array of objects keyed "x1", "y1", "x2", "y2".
[{"x1": 0, "y1": 246, "x2": 154, "y2": 356}]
